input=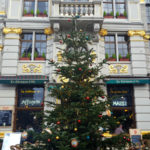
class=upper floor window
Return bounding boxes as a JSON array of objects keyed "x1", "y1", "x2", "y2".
[
  {"x1": 146, "y1": 3, "x2": 150, "y2": 23},
  {"x1": 103, "y1": 0, "x2": 127, "y2": 19},
  {"x1": 20, "y1": 32, "x2": 47, "y2": 61},
  {"x1": 105, "y1": 34, "x2": 130, "y2": 61},
  {"x1": 23, "y1": 0, "x2": 48, "y2": 17}
]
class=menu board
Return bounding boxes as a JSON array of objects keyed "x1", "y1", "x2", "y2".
[
  {"x1": 2, "y1": 133, "x2": 21, "y2": 150},
  {"x1": 0, "y1": 110, "x2": 12, "y2": 126}
]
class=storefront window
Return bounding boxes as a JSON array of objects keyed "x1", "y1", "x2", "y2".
[
  {"x1": 15, "y1": 85, "x2": 44, "y2": 131},
  {"x1": 18, "y1": 87, "x2": 44, "y2": 107},
  {"x1": 107, "y1": 84, "x2": 135, "y2": 131}
]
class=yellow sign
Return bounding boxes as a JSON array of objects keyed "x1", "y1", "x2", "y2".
[{"x1": 0, "y1": 131, "x2": 12, "y2": 138}]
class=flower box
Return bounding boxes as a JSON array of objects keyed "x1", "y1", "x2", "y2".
[
  {"x1": 104, "y1": 16, "x2": 114, "y2": 19},
  {"x1": 119, "y1": 58, "x2": 130, "y2": 61},
  {"x1": 108, "y1": 58, "x2": 116, "y2": 61},
  {"x1": 20, "y1": 57, "x2": 30, "y2": 60},
  {"x1": 117, "y1": 16, "x2": 127, "y2": 19},
  {"x1": 23, "y1": 14, "x2": 34, "y2": 17},
  {"x1": 35, "y1": 57, "x2": 45, "y2": 61},
  {"x1": 37, "y1": 14, "x2": 47, "y2": 17}
]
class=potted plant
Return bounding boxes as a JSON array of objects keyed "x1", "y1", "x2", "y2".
[
  {"x1": 23, "y1": 9, "x2": 34, "y2": 17},
  {"x1": 116, "y1": 11, "x2": 119, "y2": 18},
  {"x1": 37, "y1": 9, "x2": 40, "y2": 16},
  {"x1": 120, "y1": 53, "x2": 130, "y2": 61},
  {"x1": 108, "y1": 53, "x2": 116, "y2": 61},
  {"x1": 105, "y1": 53, "x2": 109, "y2": 60},
  {"x1": 119, "y1": 54, "x2": 122, "y2": 60},
  {"x1": 104, "y1": 11, "x2": 114, "y2": 18},
  {"x1": 20, "y1": 52, "x2": 30, "y2": 60},
  {"x1": 117, "y1": 11, "x2": 127, "y2": 19},
  {"x1": 37, "y1": 10, "x2": 47, "y2": 17},
  {"x1": 34, "y1": 52, "x2": 45, "y2": 60}
]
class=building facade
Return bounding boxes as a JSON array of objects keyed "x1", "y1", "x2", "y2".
[{"x1": 0, "y1": 0, "x2": 150, "y2": 136}]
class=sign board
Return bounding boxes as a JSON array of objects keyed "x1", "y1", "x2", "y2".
[
  {"x1": 129, "y1": 129, "x2": 142, "y2": 149},
  {"x1": 0, "y1": 110, "x2": 12, "y2": 126},
  {"x1": 2, "y1": 132, "x2": 21, "y2": 150},
  {"x1": 106, "y1": 79, "x2": 149, "y2": 84}
]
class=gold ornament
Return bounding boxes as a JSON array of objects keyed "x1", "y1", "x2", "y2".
[
  {"x1": 128, "y1": 30, "x2": 146, "y2": 37},
  {"x1": 80, "y1": 29, "x2": 83, "y2": 32},
  {"x1": 0, "y1": 45, "x2": 3, "y2": 51},
  {"x1": 3, "y1": 28, "x2": 22, "y2": 34},
  {"x1": 56, "y1": 136, "x2": 60, "y2": 140},
  {"x1": 106, "y1": 109, "x2": 111, "y2": 117},
  {"x1": 99, "y1": 29, "x2": 108, "y2": 36},
  {"x1": 144, "y1": 35, "x2": 150, "y2": 40},
  {"x1": 74, "y1": 128, "x2": 78, "y2": 131},
  {"x1": 57, "y1": 51, "x2": 62, "y2": 61},
  {"x1": 44, "y1": 28, "x2": 53, "y2": 35},
  {"x1": 90, "y1": 51, "x2": 96, "y2": 62}
]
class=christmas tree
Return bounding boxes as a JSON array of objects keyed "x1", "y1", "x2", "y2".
[{"x1": 25, "y1": 16, "x2": 130, "y2": 150}]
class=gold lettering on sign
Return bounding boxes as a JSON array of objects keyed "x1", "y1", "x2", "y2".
[
  {"x1": 3, "y1": 28, "x2": 22, "y2": 34},
  {"x1": 109, "y1": 64, "x2": 128, "y2": 74},
  {"x1": 22, "y1": 64, "x2": 42, "y2": 73}
]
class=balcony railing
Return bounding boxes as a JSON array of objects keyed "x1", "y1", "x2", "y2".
[
  {"x1": 59, "y1": 4, "x2": 94, "y2": 16},
  {"x1": 52, "y1": 0, "x2": 102, "y2": 17}
]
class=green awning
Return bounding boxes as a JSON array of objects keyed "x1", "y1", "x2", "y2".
[
  {"x1": 0, "y1": 75, "x2": 49, "y2": 84},
  {"x1": 106, "y1": 79, "x2": 149, "y2": 84}
]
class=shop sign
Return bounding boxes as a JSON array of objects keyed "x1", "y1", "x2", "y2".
[
  {"x1": 106, "y1": 79, "x2": 149, "y2": 84},
  {"x1": 112, "y1": 100, "x2": 127, "y2": 107}
]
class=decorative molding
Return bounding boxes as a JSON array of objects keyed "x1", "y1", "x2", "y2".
[
  {"x1": 44, "y1": 28, "x2": 53, "y2": 35},
  {"x1": 0, "y1": 45, "x2": 3, "y2": 51},
  {"x1": 99, "y1": 29, "x2": 108, "y2": 36},
  {"x1": 0, "y1": 11, "x2": 6, "y2": 15},
  {"x1": 140, "y1": 0, "x2": 145, "y2": 3},
  {"x1": 109, "y1": 64, "x2": 128, "y2": 74},
  {"x1": 3, "y1": 28, "x2": 22, "y2": 34},
  {"x1": 144, "y1": 35, "x2": 150, "y2": 40},
  {"x1": 22, "y1": 64, "x2": 42, "y2": 73},
  {"x1": 128, "y1": 30, "x2": 146, "y2": 37}
]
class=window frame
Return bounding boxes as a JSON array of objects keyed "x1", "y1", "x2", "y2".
[
  {"x1": 23, "y1": 0, "x2": 49, "y2": 17},
  {"x1": 105, "y1": 33, "x2": 130, "y2": 62},
  {"x1": 103, "y1": 0, "x2": 127, "y2": 19},
  {"x1": 20, "y1": 31, "x2": 47, "y2": 61}
]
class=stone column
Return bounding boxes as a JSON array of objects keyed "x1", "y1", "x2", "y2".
[
  {"x1": 2, "y1": 27, "x2": 22, "y2": 75},
  {"x1": 128, "y1": 30, "x2": 147, "y2": 76}
]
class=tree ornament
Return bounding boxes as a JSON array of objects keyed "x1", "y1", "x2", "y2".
[
  {"x1": 77, "y1": 120, "x2": 81, "y2": 123},
  {"x1": 101, "y1": 96, "x2": 105, "y2": 99},
  {"x1": 78, "y1": 68, "x2": 82, "y2": 71},
  {"x1": 106, "y1": 109, "x2": 111, "y2": 117},
  {"x1": 59, "y1": 40, "x2": 63, "y2": 44},
  {"x1": 67, "y1": 34, "x2": 71, "y2": 38},
  {"x1": 86, "y1": 136, "x2": 90, "y2": 140},
  {"x1": 57, "y1": 69, "x2": 61, "y2": 72},
  {"x1": 127, "y1": 138, "x2": 130, "y2": 142},
  {"x1": 85, "y1": 96, "x2": 90, "y2": 100},
  {"x1": 56, "y1": 136, "x2": 60, "y2": 140},
  {"x1": 57, "y1": 121, "x2": 60, "y2": 125},
  {"x1": 86, "y1": 36, "x2": 89, "y2": 40},
  {"x1": 74, "y1": 128, "x2": 78, "y2": 131},
  {"x1": 98, "y1": 114, "x2": 102, "y2": 118},
  {"x1": 71, "y1": 138, "x2": 79, "y2": 148},
  {"x1": 50, "y1": 59, "x2": 54, "y2": 63},
  {"x1": 48, "y1": 139, "x2": 51, "y2": 142},
  {"x1": 123, "y1": 136, "x2": 126, "y2": 139},
  {"x1": 80, "y1": 29, "x2": 83, "y2": 32}
]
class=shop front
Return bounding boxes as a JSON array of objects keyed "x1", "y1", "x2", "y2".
[{"x1": 0, "y1": 75, "x2": 49, "y2": 134}]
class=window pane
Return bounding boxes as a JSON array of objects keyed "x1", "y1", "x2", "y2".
[
  {"x1": 38, "y1": 0, "x2": 48, "y2": 14},
  {"x1": 35, "y1": 33, "x2": 46, "y2": 59},
  {"x1": 103, "y1": 0, "x2": 113, "y2": 14},
  {"x1": 105, "y1": 35, "x2": 116, "y2": 59},
  {"x1": 24, "y1": 0, "x2": 35, "y2": 14}
]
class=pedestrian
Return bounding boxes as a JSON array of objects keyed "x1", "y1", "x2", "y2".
[{"x1": 114, "y1": 124, "x2": 124, "y2": 135}]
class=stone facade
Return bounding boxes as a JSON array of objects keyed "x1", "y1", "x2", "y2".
[{"x1": 0, "y1": 0, "x2": 150, "y2": 134}]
